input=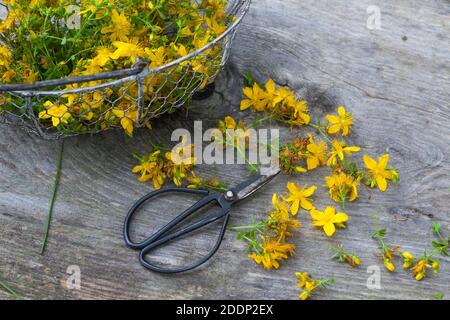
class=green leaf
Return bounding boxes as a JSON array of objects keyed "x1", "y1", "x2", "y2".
[
  {"x1": 432, "y1": 222, "x2": 442, "y2": 234},
  {"x1": 243, "y1": 71, "x2": 254, "y2": 86},
  {"x1": 434, "y1": 292, "x2": 444, "y2": 300}
]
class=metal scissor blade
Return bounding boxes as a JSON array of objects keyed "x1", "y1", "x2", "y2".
[{"x1": 230, "y1": 167, "x2": 281, "y2": 202}]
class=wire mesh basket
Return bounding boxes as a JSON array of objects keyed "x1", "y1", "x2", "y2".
[{"x1": 0, "y1": 0, "x2": 251, "y2": 139}]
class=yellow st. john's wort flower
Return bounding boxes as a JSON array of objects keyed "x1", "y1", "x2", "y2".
[
  {"x1": 101, "y1": 9, "x2": 132, "y2": 42},
  {"x1": 363, "y1": 154, "x2": 399, "y2": 192},
  {"x1": 310, "y1": 206, "x2": 348, "y2": 237},
  {"x1": 0, "y1": 45, "x2": 12, "y2": 68},
  {"x1": 132, "y1": 150, "x2": 166, "y2": 189},
  {"x1": 112, "y1": 104, "x2": 138, "y2": 137},
  {"x1": 409, "y1": 258, "x2": 439, "y2": 281},
  {"x1": 38, "y1": 101, "x2": 72, "y2": 127},
  {"x1": 111, "y1": 41, "x2": 146, "y2": 63},
  {"x1": 164, "y1": 135, "x2": 196, "y2": 186},
  {"x1": 326, "y1": 140, "x2": 360, "y2": 167},
  {"x1": 268, "y1": 194, "x2": 301, "y2": 240},
  {"x1": 326, "y1": 105, "x2": 353, "y2": 136},
  {"x1": 295, "y1": 272, "x2": 334, "y2": 300},
  {"x1": 248, "y1": 237, "x2": 295, "y2": 270},
  {"x1": 285, "y1": 182, "x2": 317, "y2": 215},
  {"x1": 325, "y1": 173, "x2": 359, "y2": 204},
  {"x1": 240, "y1": 83, "x2": 269, "y2": 112},
  {"x1": 305, "y1": 134, "x2": 327, "y2": 170}
]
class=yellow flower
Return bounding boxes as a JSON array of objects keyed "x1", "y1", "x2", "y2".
[
  {"x1": 285, "y1": 182, "x2": 316, "y2": 215},
  {"x1": 101, "y1": 9, "x2": 131, "y2": 41},
  {"x1": 240, "y1": 83, "x2": 269, "y2": 112},
  {"x1": 249, "y1": 237, "x2": 295, "y2": 270},
  {"x1": 112, "y1": 103, "x2": 138, "y2": 137},
  {"x1": 268, "y1": 194, "x2": 301, "y2": 239},
  {"x1": 0, "y1": 45, "x2": 12, "y2": 68},
  {"x1": 326, "y1": 106, "x2": 353, "y2": 136},
  {"x1": 363, "y1": 154, "x2": 397, "y2": 192},
  {"x1": 224, "y1": 115, "x2": 236, "y2": 129},
  {"x1": 305, "y1": 134, "x2": 327, "y2": 170},
  {"x1": 327, "y1": 140, "x2": 360, "y2": 167},
  {"x1": 111, "y1": 41, "x2": 146, "y2": 63},
  {"x1": 91, "y1": 47, "x2": 114, "y2": 67},
  {"x1": 264, "y1": 79, "x2": 288, "y2": 108},
  {"x1": 1, "y1": 70, "x2": 16, "y2": 82},
  {"x1": 132, "y1": 150, "x2": 166, "y2": 189},
  {"x1": 295, "y1": 272, "x2": 333, "y2": 300},
  {"x1": 38, "y1": 101, "x2": 72, "y2": 127},
  {"x1": 145, "y1": 46, "x2": 166, "y2": 68},
  {"x1": 206, "y1": 17, "x2": 227, "y2": 35},
  {"x1": 290, "y1": 99, "x2": 310, "y2": 126},
  {"x1": 310, "y1": 206, "x2": 348, "y2": 237},
  {"x1": 411, "y1": 259, "x2": 427, "y2": 280},
  {"x1": 325, "y1": 173, "x2": 359, "y2": 203}
]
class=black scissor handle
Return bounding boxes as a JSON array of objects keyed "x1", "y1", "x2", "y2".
[
  {"x1": 123, "y1": 188, "x2": 210, "y2": 250},
  {"x1": 139, "y1": 210, "x2": 230, "y2": 274}
]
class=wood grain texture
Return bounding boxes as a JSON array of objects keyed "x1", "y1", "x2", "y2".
[{"x1": 1, "y1": 0, "x2": 449, "y2": 300}]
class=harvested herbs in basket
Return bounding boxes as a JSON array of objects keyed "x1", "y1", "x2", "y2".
[{"x1": 0, "y1": 0, "x2": 244, "y2": 137}]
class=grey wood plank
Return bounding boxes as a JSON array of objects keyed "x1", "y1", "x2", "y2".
[{"x1": 0, "y1": 0, "x2": 449, "y2": 300}]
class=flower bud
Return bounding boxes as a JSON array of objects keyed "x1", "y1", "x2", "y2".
[
  {"x1": 431, "y1": 261, "x2": 440, "y2": 273},
  {"x1": 415, "y1": 272, "x2": 425, "y2": 281},
  {"x1": 384, "y1": 259, "x2": 395, "y2": 272},
  {"x1": 401, "y1": 251, "x2": 414, "y2": 260}
]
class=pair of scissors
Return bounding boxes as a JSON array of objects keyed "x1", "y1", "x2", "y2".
[{"x1": 123, "y1": 167, "x2": 281, "y2": 273}]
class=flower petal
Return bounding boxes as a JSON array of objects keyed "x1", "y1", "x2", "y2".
[
  {"x1": 240, "y1": 99, "x2": 253, "y2": 110},
  {"x1": 363, "y1": 154, "x2": 377, "y2": 170},
  {"x1": 376, "y1": 176, "x2": 388, "y2": 192},
  {"x1": 286, "y1": 182, "x2": 298, "y2": 194},
  {"x1": 326, "y1": 115, "x2": 340, "y2": 124},
  {"x1": 303, "y1": 186, "x2": 317, "y2": 197},
  {"x1": 265, "y1": 79, "x2": 276, "y2": 94},
  {"x1": 333, "y1": 213, "x2": 348, "y2": 223},
  {"x1": 337, "y1": 106, "x2": 346, "y2": 117},
  {"x1": 378, "y1": 154, "x2": 390, "y2": 169},
  {"x1": 323, "y1": 223, "x2": 336, "y2": 237},
  {"x1": 242, "y1": 87, "x2": 253, "y2": 99},
  {"x1": 291, "y1": 200, "x2": 300, "y2": 216},
  {"x1": 300, "y1": 199, "x2": 313, "y2": 211},
  {"x1": 327, "y1": 124, "x2": 341, "y2": 134},
  {"x1": 310, "y1": 209, "x2": 323, "y2": 221}
]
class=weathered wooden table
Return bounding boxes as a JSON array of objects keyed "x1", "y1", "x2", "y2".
[{"x1": 1, "y1": 0, "x2": 449, "y2": 300}]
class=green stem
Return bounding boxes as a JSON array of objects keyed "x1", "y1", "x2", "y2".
[
  {"x1": 308, "y1": 123, "x2": 333, "y2": 145},
  {"x1": 0, "y1": 280, "x2": 23, "y2": 300},
  {"x1": 40, "y1": 139, "x2": 65, "y2": 255}
]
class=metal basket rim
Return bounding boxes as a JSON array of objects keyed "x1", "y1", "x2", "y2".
[{"x1": 0, "y1": 0, "x2": 251, "y2": 94}]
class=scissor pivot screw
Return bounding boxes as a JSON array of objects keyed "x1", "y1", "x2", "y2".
[{"x1": 225, "y1": 191, "x2": 235, "y2": 201}]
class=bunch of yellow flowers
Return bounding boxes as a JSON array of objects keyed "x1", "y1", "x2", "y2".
[
  {"x1": 240, "y1": 79, "x2": 310, "y2": 127},
  {"x1": 0, "y1": 0, "x2": 233, "y2": 136},
  {"x1": 232, "y1": 193, "x2": 301, "y2": 270},
  {"x1": 295, "y1": 272, "x2": 334, "y2": 300},
  {"x1": 132, "y1": 135, "x2": 196, "y2": 189}
]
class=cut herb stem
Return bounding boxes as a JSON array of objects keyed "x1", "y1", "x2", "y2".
[
  {"x1": 0, "y1": 279, "x2": 23, "y2": 300},
  {"x1": 40, "y1": 139, "x2": 65, "y2": 255}
]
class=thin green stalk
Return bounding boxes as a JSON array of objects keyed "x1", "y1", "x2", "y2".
[
  {"x1": 40, "y1": 139, "x2": 65, "y2": 255},
  {"x1": 0, "y1": 280, "x2": 23, "y2": 300}
]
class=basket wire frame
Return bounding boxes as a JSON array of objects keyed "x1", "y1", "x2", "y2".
[{"x1": 0, "y1": 0, "x2": 251, "y2": 139}]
